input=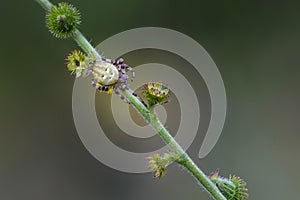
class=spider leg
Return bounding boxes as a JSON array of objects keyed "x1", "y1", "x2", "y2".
[
  {"x1": 116, "y1": 57, "x2": 124, "y2": 65},
  {"x1": 117, "y1": 64, "x2": 121, "y2": 71},
  {"x1": 101, "y1": 56, "x2": 113, "y2": 64},
  {"x1": 120, "y1": 83, "x2": 134, "y2": 93},
  {"x1": 121, "y1": 67, "x2": 126, "y2": 74},
  {"x1": 113, "y1": 87, "x2": 130, "y2": 104},
  {"x1": 83, "y1": 69, "x2": 93, "y2": 77},
  {"x1": 122, "y1": 63, "x2": 135, "y2": 78},
  {"x1": 91, "y1": 79, "x2": 99, "y2": 89},
  {"x1": 119, "y1": 83, "x2": 147, "y2": 107}
]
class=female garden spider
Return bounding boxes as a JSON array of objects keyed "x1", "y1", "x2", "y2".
[{"x1": 91, "y1": 57, "x2": 137, "y2": 103}]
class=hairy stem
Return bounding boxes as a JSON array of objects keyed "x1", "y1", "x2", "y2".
[
  {"x1": 36, "y1": 0, "x2": 227, "y2": 199},
  {"x1": 147, "y1": 107, "x2": 226, "y2": 200},
  {"x1": 73, "y1": 31, "x2": 99, "y2": 60}
]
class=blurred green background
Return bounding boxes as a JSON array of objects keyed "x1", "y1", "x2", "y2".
[{"x1": 0, "y1": 0, "x2": 299, "y2": 199}]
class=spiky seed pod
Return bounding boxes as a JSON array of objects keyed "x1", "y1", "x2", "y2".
[
  {"x1": 65, "y1": 50, "x2": 90, "y2": 78},
  {"x1": 46, "y1": 2, "x2": 81, "y2": 39},
  {"x1": 209, "y1": 170, "x2": 249, "y2": 200},
  {"x1": 143, "y1": 81, "x2": 169, "y2": 108},
  {"x1": 147, "y1": 154, "x2": 169, "y2": 178}
]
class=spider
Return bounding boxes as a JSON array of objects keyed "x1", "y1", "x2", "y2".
[{"x1": 91, "y1": 57, "x2": 137, "y2": 103}]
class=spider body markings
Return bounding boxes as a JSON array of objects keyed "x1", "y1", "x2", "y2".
[
  {"x1": 92, "y1": 59, "x2": 119, "y2": 85},
  {"x1": 91, "y1": 57, "x2": 136, "y2": 103}
]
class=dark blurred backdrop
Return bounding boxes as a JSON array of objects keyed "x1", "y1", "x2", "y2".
[{"x1": 0, "y1": 0, "x2": 299, "y2": 199}]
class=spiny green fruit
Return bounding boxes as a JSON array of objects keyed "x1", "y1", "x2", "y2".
[
  {"x1": 209, "y1": 170, "x2": 248, "y2": 200},
  {"x1": 65, "y1": 50, "x2": 89, "y2": 78},
  {"x1": 143, "y1": 81, "x2": 169, "y2": 108},
  {"x1": 46, "y1": 2, "x2": 81, "y2": 39}
]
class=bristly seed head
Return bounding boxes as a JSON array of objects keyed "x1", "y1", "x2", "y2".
[
  {"x1": 209, "y1": 170, "x2": 249, "y2": 200},
  {"x1": 46, "y1": 2, "x2": 81, "y2": 39},
  {"x1": 65, "y1": 50, "x2": 89, "y2": 78},
  {"x1": 143, "y1": 81, "x2": 169, "y2": 108},
  {"x1": 147, "y1": 153, "x2": 178, "y2": 178}
]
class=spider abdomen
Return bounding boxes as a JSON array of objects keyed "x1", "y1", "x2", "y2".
[{"x1": 92, "y1": 60, "x2": 119, "y2": 85}]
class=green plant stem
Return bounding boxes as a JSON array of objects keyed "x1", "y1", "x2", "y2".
[
  {"x1": 147, "y1": 106, "x2": 226, "y2": 200},
  {"x1": 73, "y1": 31, "x2": 99, "y2": 60},
  {"x1": 36, "y1": 0, "x2": 52, "y2": 10},
  {"x1": 36, "y1": 0, "x2": 227, "y2": 199}
]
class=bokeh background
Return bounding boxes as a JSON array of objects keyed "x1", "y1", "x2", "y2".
[{"x1": 1, "y1": 0, "x2": 299, "y2": 199}]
